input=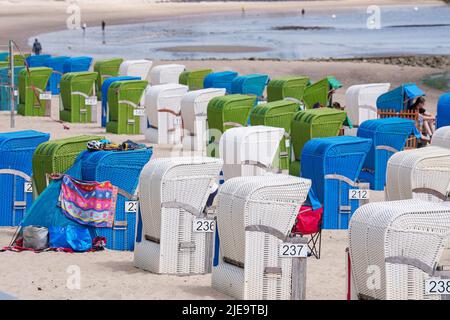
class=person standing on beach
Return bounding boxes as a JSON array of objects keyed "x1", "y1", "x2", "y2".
[
  {"x1": 301, "y1": 9, "x2": 305, "y2": 16},
  {"x1": 102, "y1": 20, "x2": 106, "y2": 34},
  {"x1": 32, "y1": 39, "x2": 42, "y2": 55},
  {"x1": 82, "y1": 23, "x2": 87, "y2": 36}
]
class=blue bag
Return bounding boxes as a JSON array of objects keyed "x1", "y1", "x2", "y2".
[{"x1": 49, "y1": 225, "x2": 92, "y2": 252}]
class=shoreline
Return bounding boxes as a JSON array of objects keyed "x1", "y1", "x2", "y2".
[{"x1": 0, "y1": 0, "x2": 444, "y2": 49}]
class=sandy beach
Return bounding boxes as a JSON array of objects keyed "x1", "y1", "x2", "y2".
[{"x1": 0, "y1": 0, "x2": 449, "y2": 300}]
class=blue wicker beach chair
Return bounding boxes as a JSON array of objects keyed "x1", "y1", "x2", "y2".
[
  {"x1": 26, "y1": 54, "x2": 51, "y2": 68},
  {"x1": 357, "y1": 118, "x2": 421, "y2": 190},
  {"x1": 0, "y1": 66, "x2": 24, "y2": 111},
  {"x1": 437, "y1": 93, "x2": 450, "y2": 129},
  {"x1": 203, "y1": 71, "x2": 238, "y2": 94},
  {"x1": 376, "y1": 83, "x2": 425, "y2": 113},
  {"x1": 101, "y1": 76, "x2": 140, "y2": 127},
  {"x1": 63, "y1": 56, "x2": 93, "y2": 73},
  {"x1": 45, "y1": 56, "x2": 70, "y2": 94},
  {"x1": 0, "y1": 130, "x2": 50, "y2": 226},
  {"x1": 81, "y1": 148, "x2": 152, "y2": 251},
  {"x1": 301, "y1": 136, "x2": 372, "y2": 229},
  {"x1": 231, "y1": 74, "x2": 269, "y2": 100},
  {"x1": 0, "y1": 52, "x2": 8, "y2": 61}
]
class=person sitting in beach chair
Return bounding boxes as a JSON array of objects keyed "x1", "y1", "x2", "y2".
[{"x1": 408, "y1": 96, "x2": 435, "y2": 142}]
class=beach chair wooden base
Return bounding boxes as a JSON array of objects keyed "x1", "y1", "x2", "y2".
[{"x1": 377, "y1": 109, "x2": 419, "y2": 149}]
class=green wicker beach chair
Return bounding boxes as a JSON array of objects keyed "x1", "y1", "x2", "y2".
[
  {"x1": 17, "y1": 67, "x2": 52, "y2": 116},
  {"x1": 303, "y1": 76, "x2": 342, "y2": 109},
  {"x1": 249, "y1": 100, "x2": 299, "y2": 171},
  {"x1": 32, "y1": 135, "x2": 105, "y2": 195},
  {"x1": 59, "y1": 72, "x2": 98, "y2": 123},
  {"x1": 267, "y1": 76, "x2": 310, "y2": 103},
  {"x1": 207, "y1": 94, "x2": 256, "y2": 157},
  {"x1": 8, "y1": 54, "x2": 29, "y2": 66},
  {"x1": 106, "y1": 80, "x2": 148, "y2": 134},
  {"x1": 290, "y1": 108, "x2": 347, "y2": 176},
  {"x1": 0, "y1": 62, "x2": 8, "y2": 68},
  {"x1": 179, "y1": 69, "x2": 212, "y2": 90},
  {"x1": 94, "y1": 58, "x2": 123, "y2": 100}
]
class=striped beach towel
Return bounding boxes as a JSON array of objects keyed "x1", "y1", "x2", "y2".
[{"x1": 59, "y1": 175, "x2": 118, "y2": 228}]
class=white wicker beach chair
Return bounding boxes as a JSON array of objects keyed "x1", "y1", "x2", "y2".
[
  {"x1": 219, "y1": 126, "x2": 285, "y2": 180},
  {"x1": 149, "y1": 64, "x2": 186, "y2": 85},
  {"x1": 386, "y1": 146, "x2": 450, "y2": 203},
  {"x1": 181, "y1": 88, "x2": 226, "y2": 153},
  {"x1": 119, "y1": 60, "x2": 153, "y2": 81},
  {"x1": 345, "y1": 83, "x2": 390, "y2": 127},
  {"x1": 211, "y1": 175, "x2": 312, "y2": 300},
  {"x1": 432, "y1": 126, "x2": 450, "y2": 149},
  {"x1": 144, "y1": 83, "x2": 189, "y2": 145},
  {"x1": 348, "y1": 199, "x2": 450, "y2": 300},
  {"x1": 134, "y1": 157, "x2": 223, "y2": 275}
]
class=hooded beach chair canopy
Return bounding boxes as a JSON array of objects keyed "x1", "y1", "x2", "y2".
[
  {"x1": 0, "y1": 130, "x2": 49, "y2": 226},
  {"x1": 376, "y1": 83, "x2": 425, "y2": 113},
  {"x1": 357, "y1": 117, "x2": 421, "y2": 190},
  {"x1": 219, "y1": 126, "x2": 285, "y2": 180},
  {"x1": 349, "y1": 199, "x2": 450, "y2": 300},
  {"x1": 212, "y1": 174, "x2": 311, "y2": 300},
  {"x1": 179, "y1": 68, "x2": 212, "y2": 90},
  {"x1": 345, "y1": 83, "x2": 390, "y2": 126},
  {"x1": 45, "y1": 56, "x2": 70, "y2": 94},
  {"x1": 386, "y1": 146, "x2": 450, "y2": 203},
  {"x1": 94, "y1": 58, "x2": 124, "y2": 100},
  {"x1": 301, "y1": 136, "x2": 372, "y2": 229},
  {"x1": 17, "y1": 67, "x2": 52, "y2": 116},
  {"x1": 231, "y1": 73, "x2": 269, "y2": 98},
  {"x1": 101, "y1": 76, "x2": 141, "y2": 127},
  {"x1": 203, "y1": 71, "x2": 238, "y2": 94},
  {"x1": 180, "y1": 88, "x2": 226, "y2": 152},
  {"x1": 303, "y1": 76, "x2": 342, "y2": 109},
  {"x1": 26, "y1": 54, "x2": 51, "y2": 68},
  {"x1": 431, "y1": 126, "x2": 450, "y2": 148},
  {"x1": 60, "y1": 71, "x2": 98, "y2": 123},
  {"x1": 267, "y1": 76, "x2": 310, "y2": 103},
  {"x1": 63, "y1": 56, "x2": 92, "y2": 73},
  {"x1": 134, "y1": 156, "x2": 222, "y2": 274},
  {"x1": 149, "y1": 64, "x2": 185, "y2": 85},
  {"x1": 437, "y1": 93, "x2": 450, "y2": 129},
  {"x1": 119, "y1": 59, "x2": 153, "y2": 81}
]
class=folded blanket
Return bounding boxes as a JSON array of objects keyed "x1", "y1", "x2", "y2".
[{"x1": 59, "y1": 175, "x2": 118, "y2": 228}]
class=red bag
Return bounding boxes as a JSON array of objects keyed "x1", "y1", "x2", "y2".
[{"x1": 292, "y1": 206, "x2": 323, "y2": 235}]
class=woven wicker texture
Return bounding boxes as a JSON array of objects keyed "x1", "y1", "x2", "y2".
[
  {"x1": 17, "y1": 67, "x2": 52, "y2": 116},
  {"x1": 179, "y1": 69, "x2": 212, "y2": 90},
  {"x1": 26, "y1": 55, "x2": 51, "y2": 67},
  {"x1": 44, "y1": 56, "x2": 70, "y2": 94},
  {"x1": 250, "y1": 100, "x2": 299, "y2": 170},
  {"x1": 357, "y1": 117, "x2": 418, "y2": 190},
  {"x1": 149, "y1": 64, "x2": 185, "y2": 85},
  {"x1": 32, "y1": 135, "x2": 104, "y2": 195},
  {"x1": 212, "y1": 175, "x2": 311, "y2": 299},
  {"x1": 59, "y1": 72, "x2": 97, "y2": 123},
  {"x1": 349, "y1": 199, "x2": 450, "y2": 300},
  {"x1": 345, "y1": 83, "x2": 390, "y2": 126},
  {"x1": 289, "y1": 108, "x2": 347, "y2": 176},
  {"x1": 180, "y1": 88, "x2": 226, "y2": 152},
  {"x1": 0, "y1": 66, "x2": 24, "y2": 111},
  {"x1": 0, "y1": 130, "x2": 50, "y2": 226},
  {"x1": 203, "y1": 71, "x2": 238, "y2": 94},
  {"x1": 303, "y1": 76, "x2": 342, "y2": 109},
  {"x1": 63, "y1": 56, "x2": 92, "y2": 73},
  {"x1": 301, "y1": 136, "x2": 372, "y2": 229},
  {"x1": 386, "y1": 146, "x2": 450, "y2": 202},
  {"x1": 437, "y1": 93, "x2": 450, "y2": 129},
  {"x1": 267, "y1": 76, "x2": 310, "y2": 103},
  {"x1": 93, "y1": 58, "x2": 124, "y2": 100},
  {"x1": 230, "y1": 74, "x2": 269, "y2": 99},
  {"x1": 135, "y1": 156, "x2": 223, "y2": 274},
  {"x1": 105, "y1": 80, "x2": 148, "y2": 134},
  {"x1": 207, "y1": 94, "x2": 256, "y2": 157},
  {"x1": 219, "y1": 126, "x2": 284, "y2": 180},
  {"x1": 119, "y1": 60, "x2": 153, "y2": 81},
  {"x1": 144, "y1": 83, "x2": 189, "y2": 145},
  {"x1": 432, "y1": 126, "x2": 450, "y2": 149},
  {"x1": 81, "y1": 148, "x2": 152, "y2": 251},
  {"x1": 376, "y1": 83, "x2": 425, "y2": 113}
]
